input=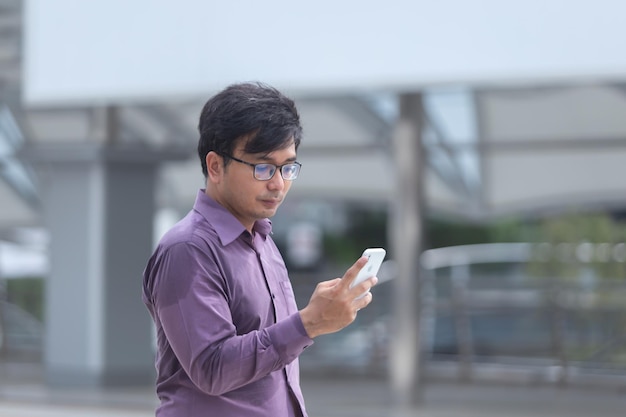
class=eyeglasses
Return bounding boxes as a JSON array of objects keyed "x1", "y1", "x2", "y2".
[{"x1": 221, "y1": 153, "x2": 302, "y2": 181}]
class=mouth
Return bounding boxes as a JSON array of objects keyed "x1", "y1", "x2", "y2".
[{"x1": 260, "y1": 197, "x2": 282, "y2": 208}]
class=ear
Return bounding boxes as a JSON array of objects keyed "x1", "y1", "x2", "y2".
[{"x1": 205, "y1": 151, "x2": 223, "y2": 184}]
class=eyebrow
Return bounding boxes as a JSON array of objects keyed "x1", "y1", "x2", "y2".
[{"x1": 255, "y1": 153, "x2": 298, "y2": 164}]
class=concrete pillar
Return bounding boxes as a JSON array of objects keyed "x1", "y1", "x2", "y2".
[
  {"x1": 389, "y1": 93, "x2": 425, "y2": 408},
  {"x1": 26, "y1": 143, "x2": 187, "y2": 386}
]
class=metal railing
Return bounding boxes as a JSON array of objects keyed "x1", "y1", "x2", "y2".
[{"x1": 297, "y1": 243, "x2": 626, "y2": 388}]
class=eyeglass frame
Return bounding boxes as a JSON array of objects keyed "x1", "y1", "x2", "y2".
[{"x1": 218, "y1": 152, "x2": 302, "y2": 181}]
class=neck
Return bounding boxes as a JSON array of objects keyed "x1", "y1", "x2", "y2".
[{"x1": 204, "y1": 187, "x2": 255, "y2": 233}]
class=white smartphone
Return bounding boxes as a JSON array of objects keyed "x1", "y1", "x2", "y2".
[{"x1": 350, "y1": 247, "x2": 387, "y2": 289}]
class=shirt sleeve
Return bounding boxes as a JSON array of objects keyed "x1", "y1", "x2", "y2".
[{"x1": 147, "y1": 240, "x2": 312, "y2": 396}]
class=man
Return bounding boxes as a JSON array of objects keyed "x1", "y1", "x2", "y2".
[{"x1": 142, "y1": 82, "x2": 378, "y2": 416}]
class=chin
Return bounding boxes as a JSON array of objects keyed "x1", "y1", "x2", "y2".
[{"x1": 260, "y1": 208, "x2": 279, "y2": 219}]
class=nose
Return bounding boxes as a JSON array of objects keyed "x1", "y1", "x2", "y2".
[{"x1": 266, "y1": 171, "x2": 285, "y2": 191}]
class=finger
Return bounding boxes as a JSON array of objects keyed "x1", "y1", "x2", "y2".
[
  {"x1": 340, "y1": 256, "x2": 369, "y2": 288},
  {"x1": 317, "y1": 278, "x2": 342, "y2": 289},
  {"x1": 354, "y1": 290, "x2": 374, "y2": 310},
  {"x1": 350, "y1": 276, "x2": 378, "y2": 298}
]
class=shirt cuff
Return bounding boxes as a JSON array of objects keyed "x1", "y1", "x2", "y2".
[{"x1": 267, "y1": 313, "x2": 314, "y2": 364}]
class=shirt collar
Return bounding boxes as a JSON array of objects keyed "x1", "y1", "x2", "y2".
[{"x1": 193, "y1": 189, "x2": 272, "y2": 246}]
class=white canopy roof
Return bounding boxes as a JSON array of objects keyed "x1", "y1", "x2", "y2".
[
  {"x1": 475, "y1": 85, "x2": 626, "y2": 217},
  {"x1": 3, "y1": 1, "x2": 626, "y2": 232}
]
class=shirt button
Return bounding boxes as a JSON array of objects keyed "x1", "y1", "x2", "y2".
[{"x1": 271, "y1": 293, "x2": 276, "y2": 299}]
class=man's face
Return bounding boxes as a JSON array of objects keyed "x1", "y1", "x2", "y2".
[{"x1": 213, "y1": 142, "x2": 297, "y2": 231}]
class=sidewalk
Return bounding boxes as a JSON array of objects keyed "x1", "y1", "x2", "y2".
[
  {"x1": 303, "y1": 376, "x2": 626, "y2": 417},
  {"x1": 1, "y1": 363, "x2": 625, "y2": 417}
]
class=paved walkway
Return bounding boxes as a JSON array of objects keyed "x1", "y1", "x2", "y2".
[
  {"x1": 1, "y1": 363, "x2": 625, "y2": 416},
  {"x1": 303, "y1": 377, "x2": 626, "y2": 417}
]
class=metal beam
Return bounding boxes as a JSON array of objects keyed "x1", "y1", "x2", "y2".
[{"x1": 432, "y1": 136, "x2": 626, "y2": 152}]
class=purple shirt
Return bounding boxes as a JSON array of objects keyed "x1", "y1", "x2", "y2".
[{"x1": 143, "y1": 190, "x2": 313, "y2": 416}]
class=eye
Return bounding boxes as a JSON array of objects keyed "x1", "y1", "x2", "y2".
[
  {"x1": 282, "y1": 164, "x2": 298, "y2": 178},
  {"x1": 255, "y1": 164, "x2": 275, "y2": 178}
]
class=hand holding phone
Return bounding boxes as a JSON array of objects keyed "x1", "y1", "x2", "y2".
[
  {"x1": 299, "y1": 247, "x2": 387, "y2": 338},
  {"x1": 350, "y1": 248, "x2": 386, "y2": 298}
]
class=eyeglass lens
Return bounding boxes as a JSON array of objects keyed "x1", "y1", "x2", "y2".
[{"x1": 254, "y1": 163, "x2": 300, "y2": 180}]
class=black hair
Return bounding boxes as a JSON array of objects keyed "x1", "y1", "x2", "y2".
[{"x1": 197, "y1": 82, "x2": 302, "y2": 178}]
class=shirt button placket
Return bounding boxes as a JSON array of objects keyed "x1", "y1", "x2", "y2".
[{"x1": 258, "y1": 253, "x2": 279, "y2": 322}]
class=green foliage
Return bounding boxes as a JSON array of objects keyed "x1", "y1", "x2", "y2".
[
  {"x1": 426, "y1": 219, "x2": 490, "y2": 248},
  {"x1": 321, "y1": 205, "x2": 626, "y2": 282},
  {"x1": 527, "y1": 212, "x2": 626, "y2": 281},
  {"x1": 426, "y1": 216, "x2": 527, "y2": 248},
  {"x1": 323, "y1": 207, "x2": 388, "y2": 268},
  {"x1": 5, "y1": 277, "x2": 44, "y2": 322}
]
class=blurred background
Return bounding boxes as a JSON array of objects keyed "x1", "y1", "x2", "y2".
[{"x1": 2, "y1": 0, "x2": 626, "y2": 415}]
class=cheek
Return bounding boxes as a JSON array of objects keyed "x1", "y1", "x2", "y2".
[{"x1": 230, "y1": 180, "x2": 261, "y2": 203}]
